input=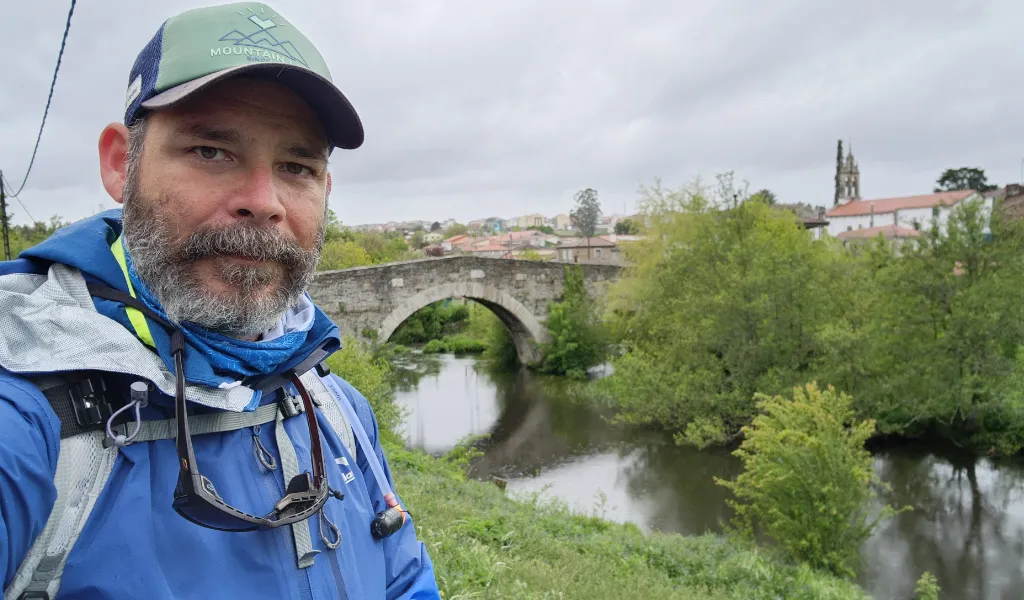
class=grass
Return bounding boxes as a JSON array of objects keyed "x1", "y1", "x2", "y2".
[{"x1": 387, "y1": 443, "x2": 870, "y2": 600}]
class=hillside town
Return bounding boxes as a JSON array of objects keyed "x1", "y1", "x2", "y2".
[{"x1": 350, "y1": 210, "x2": 645, "y2": 265}]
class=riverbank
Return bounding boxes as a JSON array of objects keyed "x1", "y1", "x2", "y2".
[{"x1": 386, "y1": 441, "x2": 870, "y2": 600}]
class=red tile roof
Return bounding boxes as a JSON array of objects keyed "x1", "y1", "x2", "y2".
[
  {"x1": 837, "y1": 225, "x2": 922, "y2": 240},
  {"x1": 826, "y1": 190, "x2": 976, "y2": 217}
]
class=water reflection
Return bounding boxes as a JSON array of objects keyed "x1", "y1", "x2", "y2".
[{"x1": 394, "y1": 353, "x2": 1024, "y2": 600}]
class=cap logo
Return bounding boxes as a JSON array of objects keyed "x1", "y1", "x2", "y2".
[
  {"x1": 125, "y1": 75, "x2": 142, "y2": 112},
  {"x1": 211, "y1": 6, "x2": 308, "y2": 67}
]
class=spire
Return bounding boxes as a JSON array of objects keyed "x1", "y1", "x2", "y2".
[{"x1": 835, "y1": 138, "x2": 861, "y2": 205}]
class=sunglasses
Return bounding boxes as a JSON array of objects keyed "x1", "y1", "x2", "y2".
[{"x1": 89, "y1": 283, "x2": 331, "y2": 532}]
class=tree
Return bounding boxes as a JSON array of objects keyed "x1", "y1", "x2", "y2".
[
  {"x1": 409, "y1": 230, "x2": 426, "y2": 250},
  {"x1": 526, "y1": 225, "x2": 555, "y2": 235},
  {"x1": 614, "y1": 219, "x2": 640, "y2": 235},
  {"x1": 430, "y1": 221, "x2": 441, "y2": 231},
  {"x1": 570, "y1": 188, "x2": 602, "y2": 257},
  {"x1": 540, "y1": 265, "x2": 609, "y2": 378},
  {"x1": 934, "y1": 167, "x2": 997, "y2": 193},
  {"x1": 715, "y1": 383, "x2": 907, "y2": 578},
  {"x1": 748, "y1": 189, "x2": 777, "y2": 205},
  {"x1": 424, "y1": 245, "x2": 444, "y2": 257},
  {"x1": 599, "y1": 178, "x2": 854, "y2": 448},
  {"x1": 444, "y1": 223, "x2": 469, "y2": 238}
]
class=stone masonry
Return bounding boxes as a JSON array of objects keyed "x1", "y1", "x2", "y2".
[{"x1": 307, "y1": 256, "x2": 622, "y2": 364}]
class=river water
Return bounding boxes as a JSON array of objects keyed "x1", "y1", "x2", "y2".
[{"x1": 392, "y1": 353, "x2": 1024, "y2": 600}]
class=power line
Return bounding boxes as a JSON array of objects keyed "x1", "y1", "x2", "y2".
[
  {"x1": 2, "y1": 173, "x2": 36, "y2": 224},
  {"x1": 7, "y1": 0, "x2": 77, "y2": 197}
]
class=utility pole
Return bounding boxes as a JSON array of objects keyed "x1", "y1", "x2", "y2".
[{"x1": 0, "y1": 171, "x2": 10, "y2": 261}]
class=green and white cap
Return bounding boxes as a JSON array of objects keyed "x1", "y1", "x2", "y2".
[{"x1": 124, "y1": 2, "x2": 363, "y2": 149}]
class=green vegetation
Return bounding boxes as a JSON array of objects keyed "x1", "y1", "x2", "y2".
[
  {"x1": 391, "y1": 301, "x2": 471, "y2": 345},
  {"x1": 599, "y1": 174, "x2": 1024, "y2": 456},
  {"x1": 915, "y1": 571, "x2": 941, "y2": 600},
  {"x1": 327, "y1": 337, "x2": 868, "y2": 599},
  {"x1": 422, "y1": 335, "x2": 488, "y2": 355},
  {"x1": 715, "y1": 383, "x2": 907, "y2": 578},
  {"x1": 318, "y1": 210, "x2": 421, "y2": 271},
  {"x1": 539, "y1": 264, "x2": 609, "y2": 379}
]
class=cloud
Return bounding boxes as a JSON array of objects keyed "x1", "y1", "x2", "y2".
[{"x1": 2, "y1": 0, "x2": 1022, "y2": 227}]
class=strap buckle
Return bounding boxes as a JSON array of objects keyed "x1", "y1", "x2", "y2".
[
  {"x1": 279, "y1": 392, "x2": 304, "y2": 419},
  {"x1": 68, "y1": 375, "x2": 113, "y2": 430}
]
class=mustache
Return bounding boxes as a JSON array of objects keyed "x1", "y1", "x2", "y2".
[{"x1": 178, "y1": 223, "x2": 317, "y2": 266}]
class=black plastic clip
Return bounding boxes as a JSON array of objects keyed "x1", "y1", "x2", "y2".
[{"x1": 68, "y1": 375, "x2": 113, "y2": 430}]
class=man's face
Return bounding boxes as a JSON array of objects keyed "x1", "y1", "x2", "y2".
[{"x1": 119, "y1": 76, "x2": 330, "y2": 339}]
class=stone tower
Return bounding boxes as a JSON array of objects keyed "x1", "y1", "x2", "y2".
[{"x1": 834, "y1": 140, "x2": 860, "y2": 205}]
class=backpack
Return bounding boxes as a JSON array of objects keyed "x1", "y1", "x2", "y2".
[{"x1": 5, "y1": 360, "x2": 365, "y2": 600}]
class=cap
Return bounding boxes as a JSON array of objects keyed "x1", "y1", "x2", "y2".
[{"x1": 123, "y1": 2, "x2": 363, "y2": 149}]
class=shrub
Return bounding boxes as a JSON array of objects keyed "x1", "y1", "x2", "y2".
[
  {"x1": 540, "y1": 265, "x2": 609, "y2": 376},
  {"x1": 715, "y1": 382, "x2": 908, "y2": 578},
  {"x1": 324, "y1": 335, "x2": 406, "y2": 443}
]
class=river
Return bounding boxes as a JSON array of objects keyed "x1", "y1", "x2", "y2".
[{"x1": 392, "y1": 352, "x2": 1024, "y2": 600}]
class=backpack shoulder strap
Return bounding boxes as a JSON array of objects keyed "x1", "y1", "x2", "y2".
[
  {"x1": 298, "y1": 369, "x2": 356, "y2": 458},
  {"x1": 5, "y1": 373, "x2": 120, "y2": 600},
  {"x1": 5, "y1": 429, "x2": 117, "y2": 600}
]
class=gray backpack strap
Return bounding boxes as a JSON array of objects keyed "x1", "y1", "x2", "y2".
[
  {"x1": 5, "y1": 431, "x2": 118, "y2": 600},
  {"x1": 299, "y1": 369, "x2": 355, "y2": 457}
]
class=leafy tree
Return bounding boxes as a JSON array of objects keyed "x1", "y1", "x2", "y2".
[
  {"x1": 600, "y1": 178, "x2": 852, "y2": 447},
  {"x1": 526, "y1": 225, "x2": 555, "y2": 235},
  {"x1": 748, "y1": 189, "x2": 777, "y2": 205},
  {"x1": 409, "y1": 230, "x2": 426, "y2": 250},
  {"x1": 715, "y1": 383, "x2": 907, "y2": 578},
  {"x1": 444, "y1": 223, "x2": 469, "y2": 238},
  {"x1": 614, "y1": 219, "x2": 640, "y2": 235},
  {"x1": 540, "y1": 265, "x2": 609, "y2": 379},
  {"x1": 318, "y1": 241, "x2": 373, "y2": 271},
  {"x1": 934, "y1": 167, "x2": 997, "y2": 192},
  {"x1": 430, "y1": 221, "x2": 442, "y2": 231},
  {"x1": 570, "y1": 188, "x2": 602, "y2": 242},
  {"x1": 424, "y1": 245, "x2": 444, "y2": 257}
]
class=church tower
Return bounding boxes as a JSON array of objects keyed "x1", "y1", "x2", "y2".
[{"x1": 834, "y1": 140, "x2": 860, "y2": 205}]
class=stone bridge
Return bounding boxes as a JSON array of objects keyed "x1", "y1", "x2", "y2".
[{"x1": 307, "y1": 256, "x2": 623, "y2": 364}]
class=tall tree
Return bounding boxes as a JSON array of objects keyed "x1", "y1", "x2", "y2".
[
  {"x1": 570, "y1": 188, "x2": 602, "y2": 251},
  {"x1": 430, "y1": 221, "x2": 441, "y2": 231},
  {"x1": 934, "y1": 167, "x2": 997, "y2": 193},
  {"x1": 749, "y1": 189, "x2": 777, "y2": 205}
]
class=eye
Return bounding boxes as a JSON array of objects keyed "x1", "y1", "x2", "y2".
[
  {"x1": 284, "y1": 162, "x2": 313, "y2": 176},
  {"x1": 191, "y1": 146, "x2": 227, "y2": 161}
]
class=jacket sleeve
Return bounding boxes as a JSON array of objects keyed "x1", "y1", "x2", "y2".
[
  {"x1": 330, "y1": 375, "x2": 441, "y2": 600},
  {"x1": 0, "y1": 371, "x2": 62, "y2": 591}
]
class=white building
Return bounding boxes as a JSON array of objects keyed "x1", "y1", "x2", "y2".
[
  {"x1": 825, "y1": 141, "x2": 991, "y2": 239},
  {"x1": 825, "y1": 190, "x2": 988, "y2": 238}
]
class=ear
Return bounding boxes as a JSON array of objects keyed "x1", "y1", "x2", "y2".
[
  {"x1": 326, "y1": 171, "x2": 333, "y2": 198},
  {"x1": 98, "y1": 123, "x2": 131, "y2": 204}
]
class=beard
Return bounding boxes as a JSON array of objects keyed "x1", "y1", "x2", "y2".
[{"x1": 120, "y1": 181, "x2": 324, "y2": 340}]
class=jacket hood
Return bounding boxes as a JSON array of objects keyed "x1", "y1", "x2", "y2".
[{"x1": 1, "y1": 209, "x2": 340, "y2": 412}]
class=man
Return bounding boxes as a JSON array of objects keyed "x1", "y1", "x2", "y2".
[{"x1": 0, "y1": 3, "x2": 441, "y2": 599}]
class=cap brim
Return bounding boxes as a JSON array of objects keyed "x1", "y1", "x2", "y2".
[{"x1": 141, "y1": 63, "x2": 364, "y2": 150}]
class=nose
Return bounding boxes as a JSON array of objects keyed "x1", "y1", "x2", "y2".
[{"x1": 226, "y1": 166, "x2": 285, "y2": 225}]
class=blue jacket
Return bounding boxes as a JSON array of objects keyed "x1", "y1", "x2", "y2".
[{"x1": 0, "y1": 211, "x2": 440, "y2": 599}]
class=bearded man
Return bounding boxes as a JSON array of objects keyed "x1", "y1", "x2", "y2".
[{"x1": 0, "y1": 3, "x2": 440, "y2": 599}]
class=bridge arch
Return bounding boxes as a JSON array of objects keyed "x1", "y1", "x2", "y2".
[{"x1": 377, "y1": 281, "x2": 547, "y2": 365}]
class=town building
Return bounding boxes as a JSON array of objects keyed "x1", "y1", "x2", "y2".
[
  {"x1": 825, "y1": 141, "x2": 991, "y2": 238},
  {"x1": 555, "y1": 236, "x2": 620, "y2": 264}
]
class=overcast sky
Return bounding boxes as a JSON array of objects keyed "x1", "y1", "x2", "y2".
[{"x1": 2, "y1": 0, "x2": 1022, "y2": 227}]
